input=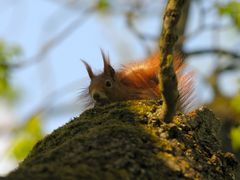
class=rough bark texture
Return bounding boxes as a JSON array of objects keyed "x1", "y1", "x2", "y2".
[{"x1": 4, "y1": 100, "x2": 238, "y2": 180}]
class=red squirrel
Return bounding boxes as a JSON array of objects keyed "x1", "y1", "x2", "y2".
[{"x1": 81, "y1": 50, "x2": 194, "y2": 112}]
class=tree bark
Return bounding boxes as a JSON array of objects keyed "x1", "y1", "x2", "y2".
[
  {"x1": 5, "y1": 100, "x2": 238, "y2": 180},
  {"x1": 158, "y1": 0, "x2": 187, "y2": 122}
]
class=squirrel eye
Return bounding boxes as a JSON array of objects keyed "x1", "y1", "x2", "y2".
[{"x1": 105, "y1": 80, "x2": 112, "y2": 88}]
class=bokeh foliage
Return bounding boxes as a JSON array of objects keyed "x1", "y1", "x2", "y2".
[
  {"x1": 10, "y1": 115, "x2": 43, "y2": 161},
  {"x1": 231, "y1": 126, "x2": 240, "y2": 151},
  {"x1": 215, "y1": 0, "x2": 240, "y2": 153},
  {"x1": 0, "y1": 41, "x2": 21, "y2": 101},
  {"x1": 96, "y1": 0, "x2": 109, "y2": 12},
  {"x1": 230, "y1": 93, "x2": 240, "y2": 151},
  {"x1": 0, "y1": 40, "x2": 44, "y2": 161},
  {"x1": 217, "y1": 0, "x2": 240, "y2": 29}
]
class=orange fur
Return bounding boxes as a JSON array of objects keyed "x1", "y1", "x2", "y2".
[{"x1": 81, "y1": 50, "x2": 194, "y2": 112}]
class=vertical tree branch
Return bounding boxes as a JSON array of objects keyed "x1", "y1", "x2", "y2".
[{"x1": 158, "y1": 0, "x2": 186, "y2": 122}]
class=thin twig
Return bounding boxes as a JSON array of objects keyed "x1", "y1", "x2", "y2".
[{"x1": 185, "y1": 48, "x2": 240, "y2": 59}]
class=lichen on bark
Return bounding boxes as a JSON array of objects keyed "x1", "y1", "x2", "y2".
[{"x1": 4, "y1": 100, "x2": 238, "y2": 180}]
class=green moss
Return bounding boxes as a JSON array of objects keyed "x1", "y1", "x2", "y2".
[{"x1": 5, "y1": 100, "x2": 238, "y2": 180}]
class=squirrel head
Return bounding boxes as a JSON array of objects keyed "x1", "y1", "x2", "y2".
[{"x1": 82, "y1": 50, "x2": 123, "y2": 105}]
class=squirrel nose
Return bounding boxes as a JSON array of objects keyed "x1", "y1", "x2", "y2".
[{"x1": 93, "y1": 92, "x2": 100, "y2": 101}]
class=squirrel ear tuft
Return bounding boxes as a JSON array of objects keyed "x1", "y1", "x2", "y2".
[
  {"x1": 81, "y1": 60, "x2": 95, "y2": 79},
  {"x1": 101, "y1": 49, "x2": 115, "y2": 78}
]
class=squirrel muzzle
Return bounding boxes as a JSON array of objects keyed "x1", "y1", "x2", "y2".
[{"x1": 91, "y1": 90, "x2": 110, "y2": 105}]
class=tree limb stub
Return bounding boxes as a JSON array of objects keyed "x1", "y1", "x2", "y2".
[{"x1": 159, "y1": 0, "x2": 186, "y2": 123}]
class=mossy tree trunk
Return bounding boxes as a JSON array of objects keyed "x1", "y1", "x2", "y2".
[{"x1": 5, "y1": 100, "x2": 238, "y2": 180}]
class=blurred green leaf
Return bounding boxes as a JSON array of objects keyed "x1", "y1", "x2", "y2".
[
  {"x1": 230, "y1": 94, "x2": 240, "y2": 113},
  {"x1": 96, "y1": 0, "x2": 109, "y2": 12},
  {"x1": 11, "y1": 135, "x2": 40, "y2": 161},
  {"x1": 10, "y1": 114, "x2": 44, "y2": 161},
  {"x1": 230, "y1": 126, "x2": 240, "y2": 151},
  {"x1": 24, "y1": 114, "x2": 43, "y2": 138},
  {"x1": 0, "y1": 40, "x2": 21, "y2": 101},
  {"x1": 217, "y1": 1, "x2": 240, "y2": 29}
]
